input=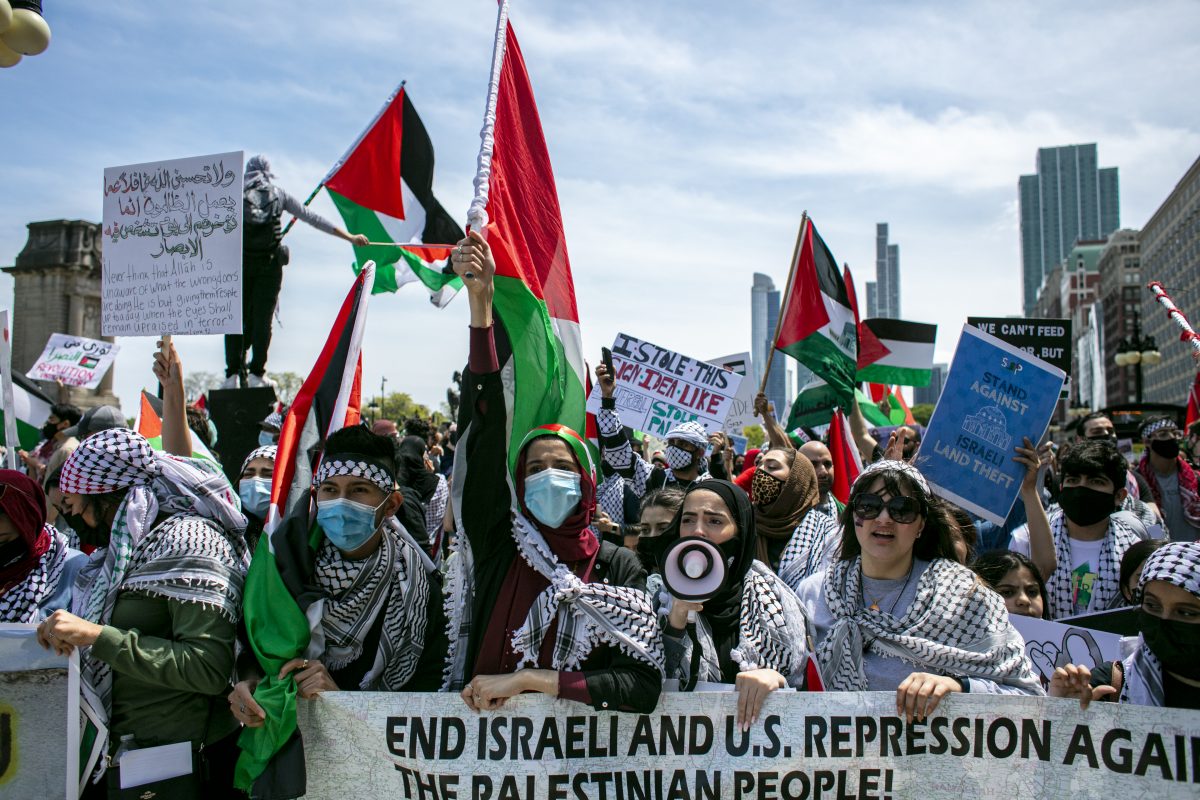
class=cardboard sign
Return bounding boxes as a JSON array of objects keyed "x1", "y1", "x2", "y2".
[
  {"x1": 966, "y1": 317, "x2": 1071, "y2": 375},
  {"x1": 101, "y1": 151, "x2": 244, "y2": 336},
  {"x1": 708, "y1": 352, "x2": 757, "y2": 434},
  {"x1": 28, "y1": 333, "x2": 121, "y2": 389},
  {"x1": 915, "y1": 325, "x2": 1065, "y2": 525},
  {"x1": 586, "y1": 333, "x2": 744, "y2": 437},
  {"x1": 1009, "y1": 614, "x2": 1124, "y2": 684}
]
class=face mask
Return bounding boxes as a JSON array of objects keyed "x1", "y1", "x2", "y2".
[
  {"x1": 60, "y1": 508, "x2": 109, "y2": 548},
  {"x1": 636, "y1": 534, "x2": 670, "y2": 574},
  {"x1": 239, "y1": 477, "x2": 272, "y2": 519},
  {"x1": 1058, "y1": 485, "x2": 1115, "y2": 527},
  {"x1": 1139, "y1": 609, "x2": 1200, "y2": 680},
  {"x1": 751, "y1": 467, "x2": 784, "y2": 508},
  {"x1": 1150, "y1": 438, "x2": 1180, "y2": 460},
  {"x1": 41, "y1": 421, "x2": 59, "y2": 440},
  {"x1": 0, "y1": 537, "x2": 27, "y2": 569},
  {"x1": 258, "y1": 430, "x2": 276, "y2": 447},
  {"x1": 665, "y1": 445, "x2": 695, "y2": 471},
  {"x1": 1086, "y1": 432, "x2": 1117, "y2": 443},
  {"x1": 523, "y1": 468, "x2": 582, "y2": 529},
  {"x1": 317, "y1": 497, "x2": 384, "y2": 551}
]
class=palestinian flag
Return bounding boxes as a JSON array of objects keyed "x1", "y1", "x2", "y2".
[
  {"x1": 774, "y1": 217, "x2": 858, "y2": 411},
  {"x1": 856, "y1": 319, "x2": 937, "y2": 387},
  {"x1": 828, "y1": 408, "x2": 863, "y2": 504},
  {"x1": 134, "y1": 390, "x2": 216, "y2": 462},
  {"x1": 785, "y1": 370, "x2": 842, "y2": 431},
  {"x1": 460, "y1": 15, "x2": 586, "y2": 478},
  {"x1": 322, "y1": 85, "x2": 465, "y2": 307},
  {"x1": 856, "y1": 386, "x2": 895, "y2": 427},
  {"x1": 0, "y1": 372, "x2": 52, "y2": 450},
  {"x1": 235, "y1": 264, "x2": 374, "y2": 797}
]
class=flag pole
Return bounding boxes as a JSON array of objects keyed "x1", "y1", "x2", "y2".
[
  {"x1": 760, "y1": 211, "x2": 808, "y2": 395},
  {"x1": 281, "y1": 80, "x2": 409, "y2": 239}
]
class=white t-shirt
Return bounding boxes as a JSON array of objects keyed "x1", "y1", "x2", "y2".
[{"x1": 1009, "y1": 528, "x2": 1105, "y2": 615}]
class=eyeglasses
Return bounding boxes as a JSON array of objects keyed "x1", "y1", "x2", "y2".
[{"x1": 852, "y1": 493, "x2": 922, "y2": 524}]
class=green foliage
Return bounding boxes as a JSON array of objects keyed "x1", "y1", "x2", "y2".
[
  {"x1": 742, "y1": 424, "x2": 766, "y2": 450},
  {"x1": 911, "y1": 403, "x2": 935, "y2": 426},
  {"x1": 266, "y1": 372, "x2": 303, "y2": 404}
]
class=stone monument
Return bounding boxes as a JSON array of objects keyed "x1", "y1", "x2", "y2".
[{"x1": 3, "y1": 220, "x2": 121, "y2": 409}]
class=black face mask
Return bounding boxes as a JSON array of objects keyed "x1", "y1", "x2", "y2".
[
  {"x1": 1150, "y1": 439, "x2": 1180, "y2": 460},
  {"x1": 60, "y1": 509, "x2": 110, "y2": 548},
  {"x1": 1058, "y1": 485, "x2": 1115, "y2": 527},
  {"x1": 0, "y1": 537, "x2": 27, "y2": 569},
  {"x1": 41, "y1": 421, "x2": 60, "y2": 440},
  {"x1": 636, "y1": 534, "x2": 670, "y2": 574},
  {"x1": 1140, "y1": 609, "x2": 1200, "y2": 680}
]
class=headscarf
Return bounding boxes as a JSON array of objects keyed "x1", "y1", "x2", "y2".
[
  {"x1": 0, "y1": 470, "x2": 52, "y2": 593},
  {"x1": 244, "y1": 154, "x2": 275, "y2": 192},
  {"x1": 665, "y1": 421, "x2": 709, "y2": 449},
  {"x1": 240, "y1": 444, "x2": 277, "y2": 476},
  {"x1": 1120, "y1": 542, "x2": 1200, "y2": 706},
  {"x1": 0, "y1": 470, "x2": 71, "y2": 623},
  {"x1": 753, "y1": 449, "x2": 820, "y2": 560},
  {"x1": 512, "y1": 425, "x2": 598, "y2": 562},
  {"x1": 395, "y1": 435, "x2": 440, "y2": 504}
]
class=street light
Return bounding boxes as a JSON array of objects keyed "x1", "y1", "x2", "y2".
[
  {"x1": 1114, "y1": 311, "x2": 1161, "y2": 403},
  {"x1": 0, "y1": 1, "x2": 52, "y2": 68}
]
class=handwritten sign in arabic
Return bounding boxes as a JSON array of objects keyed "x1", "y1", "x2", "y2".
[
  {"x1": 101, "y1": 151, "x2": 243, "y2": 336},
  {"x1": 28, "y1": 333, "x2": 121, "y2": 389},
  {"x1": 586, "y1": 333, "x2": 743, "y2": 436}
]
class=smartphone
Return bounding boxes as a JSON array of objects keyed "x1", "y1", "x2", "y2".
[{"x1": 601, "y1": 347, "x2": 615, "y2": 377}]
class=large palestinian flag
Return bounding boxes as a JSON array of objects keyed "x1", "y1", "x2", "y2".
[
  {"x1": 457, "y1": 12, "x2": 586, "y2": 479},
  {"x1": 0, "y1": 372, "x2": 52, "y2": 450},
  {"x1": 774, "y1": 217, "x2": 858, "y2": 412},
  {"x1": 856, "y1": 318, "x2": 937, "y2": 386},
  {"x1": 236, "y1": 264, "x2": 373, "y2": 798},
  {"x1": 323, "y1": 85, "x2": 465, "y2": 306}
]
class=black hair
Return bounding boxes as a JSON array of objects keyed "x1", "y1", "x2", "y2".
[
  {"x1": 50, "y1": 403, "x2": 82, "y2": 426},
  {"x1": 324, "y1": 424, "x2": 397, "y2": 466},
  {"x1": 405, "y1": 417, "x2": 432, "y2": 442},
  {"x1": 970, "y1": 550, "x2": 1051, "y2": 619},
  {"x1": 946, "y1": 505, "x2": 978, "y2": 564},
  {"x1": 838, "y1": 465, "x2": 959, "y2": 563},
  {"x1": 639, "y1": 487, "x2": 685, "y2": 520},
  {"x1": 186, "y1": 406, "x2": 214, "y2": 449},
  {"x1": 1119, "y1": 539, "x2": 1169, "y2": 601},
  {"x1": 1059, "y1": 439, "x2": 1126, "y2": 491},
  {"x1": 1077, "y1": 411, "x2": 1112, "y2": 438}
]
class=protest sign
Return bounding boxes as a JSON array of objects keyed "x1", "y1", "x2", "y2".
[
  {"x1": 708, "y1": 352, "x2": 757, "y2": 434},
  {"x1": 967, "y1": 317, "x2": 1072, "y2": 375},
  {"x1": 915, "y1": 325, "x2": 1065, "y2": 525},
  {"x1": 28, "y1": 333, "x2": 121, "y2": 389},
  {"x1": 0, "y1": 624, "x2": 80, "y2": 800},
  {"x1": 101, "y1": 151, "x2": 243, "y2": 336},
  {"x1": 1010, "y1": 614, "x2": 1124, "y2": 684},
  {"x1": 298, "y1": 690, "x2": 1200, "y2": 799},
  {"x1": 586, "y1": 333, "x2": 744, "y2": 436}
]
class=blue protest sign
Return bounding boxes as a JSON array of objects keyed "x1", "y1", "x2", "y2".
[{"x1": 914, "y1": 325, "x2": 1065, "y2": 525}]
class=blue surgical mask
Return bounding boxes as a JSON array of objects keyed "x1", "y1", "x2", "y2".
[
  {"x1": 258, "y1": 430, "x2": 276, "y2": 447},
  {"x1": 523, "y1": 468, "x2": 582, "y2": 528},
  {"x1": 317, "y1": 497, "x2": 384, "y2": 551},
  {"x1": 239, "y1": 477, "x2": 272, "y2": 519}
]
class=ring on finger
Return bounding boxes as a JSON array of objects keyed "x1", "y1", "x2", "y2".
[
  {"x1": 239, "y1": 703, "x2": 247, "y2": 714},
  {"x1": 302, "y1": 659, "x2": 310, "y2": 670}
]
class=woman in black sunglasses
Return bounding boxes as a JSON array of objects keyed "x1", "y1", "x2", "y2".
[{"x1": 794, "y1": 460, "x2": 1042, "y2": 721}]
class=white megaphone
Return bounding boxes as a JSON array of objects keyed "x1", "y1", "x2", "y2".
[{"x1": 662, "y1": 536, "x2": 727, "y2": 603}]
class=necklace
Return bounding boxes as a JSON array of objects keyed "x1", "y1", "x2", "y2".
[{"x1": 862, "y1": 566, "x2": 915, "y2": 614}]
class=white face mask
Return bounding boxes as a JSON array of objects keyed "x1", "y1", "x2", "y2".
[{"x1": 523, "y1": 468, "x2": 582, "y2": 528}]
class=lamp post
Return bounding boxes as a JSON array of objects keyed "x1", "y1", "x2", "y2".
[
  {"x1": 378, "y1": 376, "x2": 388, "y2": 422},
  {"x1": 1113, "y1": 311, "x2": 1161, "y2": 404}
]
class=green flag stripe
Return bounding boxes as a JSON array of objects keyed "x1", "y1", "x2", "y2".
[{"x1": 856, "y1": 364, "x2": 933, "y2": 387}]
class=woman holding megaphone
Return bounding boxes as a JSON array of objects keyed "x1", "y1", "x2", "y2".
[
  {"x1": 655, "y1": 480, "x2": 816, "y2": 731},
  {"x1": 795, "y1": 460, "x2": 1043, "y2": 723}
]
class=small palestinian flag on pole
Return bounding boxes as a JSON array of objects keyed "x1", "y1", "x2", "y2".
[
  {"x1": 323, "y1": 84, "x2": 465, "y2": 306},
  {"x1": 771, "y1": 215, "x2": 858, "y2": 412},
  {"x1": 0, "y1": 371, "x2": 53, "y2": 451},
  {"x1": 236, "y1": 263, "x2": 375, "y2": 797},
  {"x1": 856, "y1": 318, "x2": 937, "y2": 387},
  {"x1": 828, "y1": 408, "x2": 862, "y2": 504}
]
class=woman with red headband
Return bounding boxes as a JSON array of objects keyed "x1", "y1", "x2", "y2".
[
  {"x1": 446, "y1": 232, "x2": 662, "y2": 714},
  {"x1": 0, "y1": 469, "x2": 86, "y2": 622}
]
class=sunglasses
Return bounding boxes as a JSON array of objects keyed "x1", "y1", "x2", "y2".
[{"x1": 852, "y1": 493, "x2": 922, "y2": 524}]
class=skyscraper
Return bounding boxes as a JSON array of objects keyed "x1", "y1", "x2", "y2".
[
  {"x1": 1019, "y1": 143, "x2": 1120, "y2": 316},
  {"x1": 871, "y1": 223, "x2": 900, "y2": 319},
  {"x1": 751, "y1": 272, "x2": 788, "y2": 418}
]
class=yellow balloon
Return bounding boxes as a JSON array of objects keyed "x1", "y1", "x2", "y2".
[
  {"x1": 0, "y1": 1, "x2": 12, "y2": 35},
  {"x1": 0, "y1": 36, "x2": 20, "y2": 68},
  {"x1": 2, "y1": 7, "x2": 50, "y2": 56}
]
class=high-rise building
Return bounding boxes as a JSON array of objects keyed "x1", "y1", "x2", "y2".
[
  {"x1": 872, "y1": 223, "x2": 900, "y2": 319},
  {"x1": 1019, "y1": 143, "x2": 1120, "y2": 316},
  {"x1": 751, "y1": 273, "x2": 788, "y2": 418},
  {"x1": 1139, "y1": 155, "x2": 1200, "y2": 404},
  {"x1": 912, "y1": 363, "x2": 948, "y2": 407},
  {"x1": 1097, "y1": 229, "x2": 1142, "y2": 405}
]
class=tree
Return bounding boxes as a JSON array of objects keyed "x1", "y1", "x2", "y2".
[
  {"x1": 742, "y1": 424, "x2": 766, "y2": 450},
  {"x1": 911, "y1": 403, "x2": 935, "y2": 426},
  {"x1": 266, "y1": 371, "x2": 303, "y2": 405},
  {"x1": 184, "y1": 370, "x2": 221, "y2": 402}
]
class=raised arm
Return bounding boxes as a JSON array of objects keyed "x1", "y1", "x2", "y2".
[
  {"x1": 847, "y1": 396, "x2": 879, "y2": 464},
  {"x1": 595, "y1": 363, "x2": 653, "y2": 495},
  {"x1": 153, "y1": 338, "x2": 192, "y2": 458},
  {"x1": 1016, "y1": 438, "x2": 1056, "y2": 579},
  {"x1": 754, "y1": 393, "x2": 793, "y2": 451}
]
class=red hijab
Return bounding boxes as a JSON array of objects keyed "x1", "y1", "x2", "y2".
[
  {"x1": 0, "y1": 469, "x2": 51, "y2": 594},
  {"x1": 473, "y1": 426, "x2": 599, "y2": 676}
]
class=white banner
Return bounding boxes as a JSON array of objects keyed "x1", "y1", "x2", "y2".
[
  {"x1": 298, "y1": 691, "x2": 1200, "y2": 799},
  {"x1": 28, "y1": 333, "x2": 121, "y2": 389},
  {"x1": 708, "y1": 351, "x2": 757, "y2": 435},
  {"x1": 101, "y1": 151, "x2": 244, "y2": 336},
  {"x1": 586, "y1": 333, "x2": 744, "y2": 437}
]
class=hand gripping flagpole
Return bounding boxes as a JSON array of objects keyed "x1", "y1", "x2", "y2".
[
  {"x1": 1147, "y1": 281, "x2": 1200, "y2": 362},
  {"x1": 461, "y1": 0, "x2": 511, "y2": 279}
]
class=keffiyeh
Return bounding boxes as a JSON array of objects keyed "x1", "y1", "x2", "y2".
[
  {"x1": 240, "y1": 444, "x2": 277, "y2": 475},
  {"x1": 776, "y1": 509, "x2": 841, "y2": 591},
  {"x1": 815, "y1": 556, "x2": 1036, "y2": 691},
  {"x1": 0, "y1": 525, "x2": 69, "y2": 623},
  {"x1": 854, "y1": 458, "x2": 931, "y2": 497},
  {"x1": 314, "y1": 456, "x2": 395, "y2": 494},
  {"x1": 1136, "y1": 455, "x2": 1200, "y2": 528},
  {"x1": 1120, "y1": 542, "x2": 1200, "y2": 706},
  {"x1": 1044, "y1": 509, "x2": 1139, "y2": 619}
]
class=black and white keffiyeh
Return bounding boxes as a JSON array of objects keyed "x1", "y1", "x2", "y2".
[
  {"x1": 815, "y1": 556, "x2": 1037, "y2": 692},
  {"x1": 1120, "y1": 542, "x2": 1200, "y2": 706},
  {"x1": 307, "y1": 518, "x2": 431, "y2": 690},
  {"x1": 777, "y1": 509, "x2": 841, "y2": 591},
  {"x1": 0, "y1": 525, "x2": 69, "y2": 623},
  {"x1": 240, "y1": 444, "x2": 278, "y2": 475},
  {"x1": 314, "y1": 457, "x2": 394, "y2": 494},
  {"x1": 424, "y1": 474, "x2": 450, "y2": 542},
  {"x1": 509, "y1": 514, "x2": 663, "y2": 673},
  {"x1": 1045, "y1": 509, "x2": 1140, "y2": 619},
  {"x1": 854, "y1": 458, "x2": 932, "y2": 496}
]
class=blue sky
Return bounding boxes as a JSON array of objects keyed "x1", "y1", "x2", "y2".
[{"x1": 3, "y1": 1, "x2": 1198, "y2": 417}]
